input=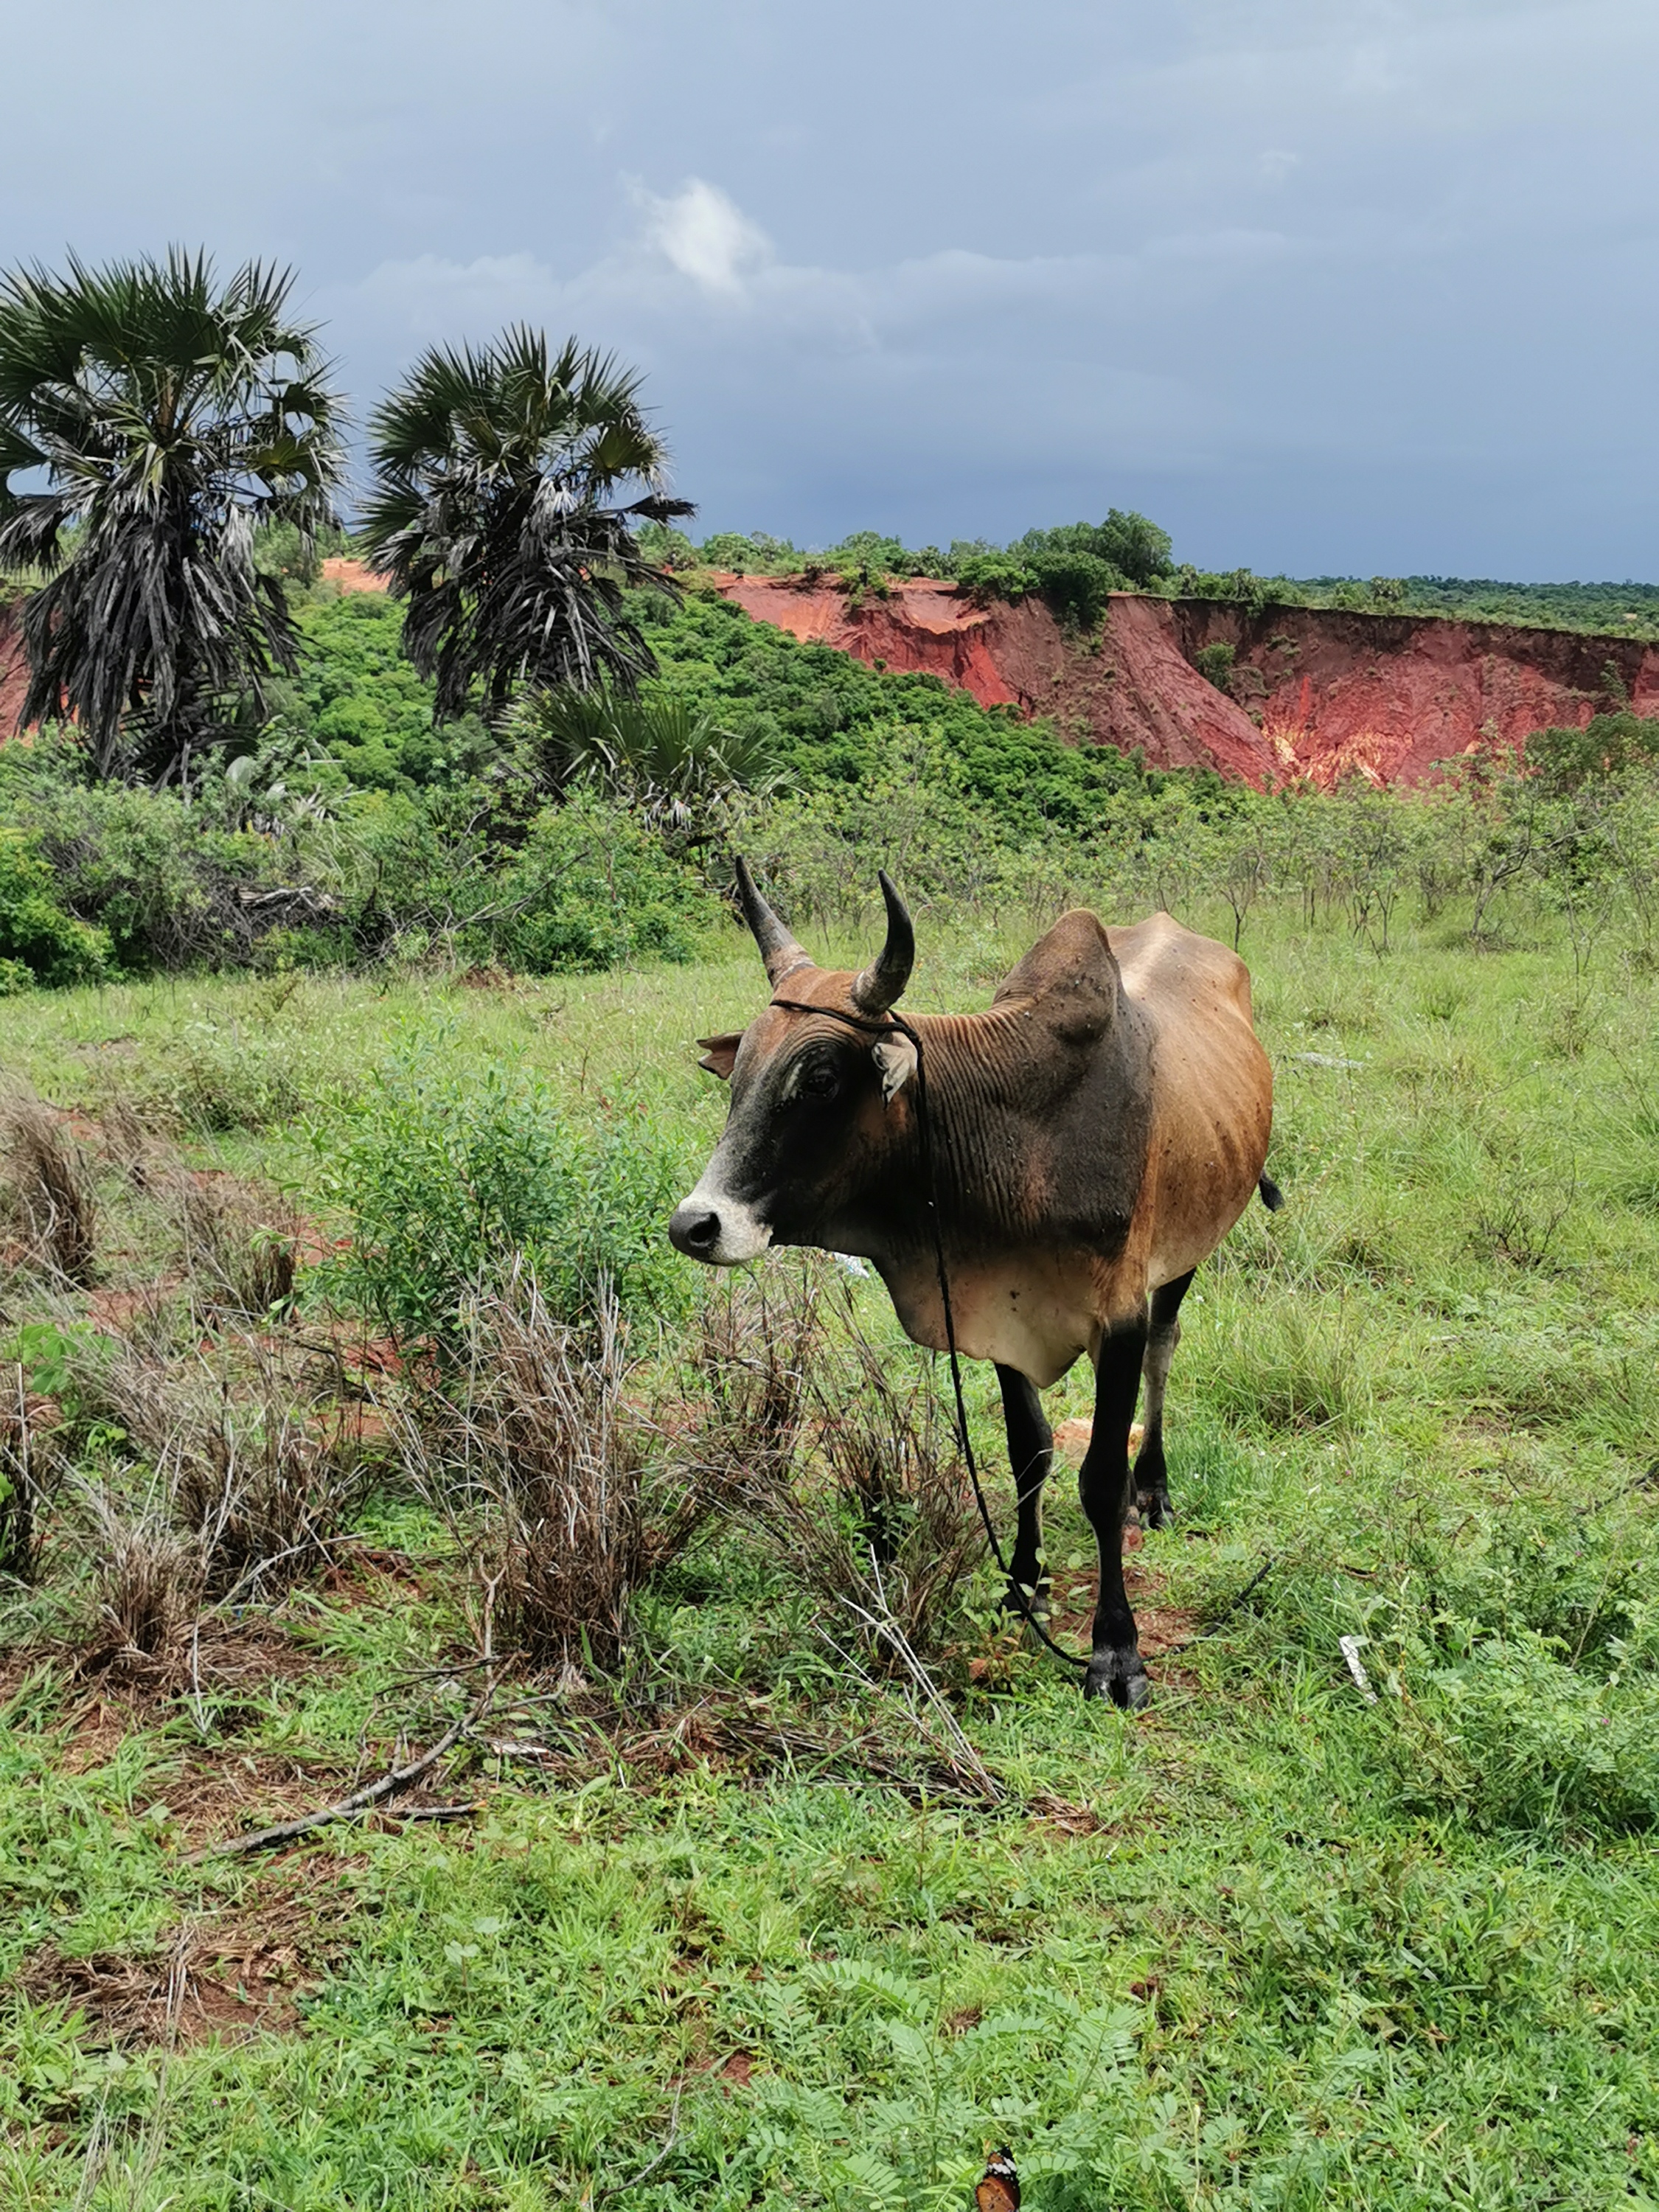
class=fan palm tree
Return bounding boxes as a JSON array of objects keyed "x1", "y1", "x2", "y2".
[
  {"x1": 0, "y1": 250, "x2": 344, "y2": 787},
  {"x1": 508, "y1": 684, "x2": 784, "y2": 835},
  {"x1": 361, "y1": 328, "x2": 694, "y2": 721}
]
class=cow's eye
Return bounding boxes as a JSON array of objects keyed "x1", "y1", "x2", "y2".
[{"x1": 796, "y1": 1059, "x2": 840, "y2": 1100}]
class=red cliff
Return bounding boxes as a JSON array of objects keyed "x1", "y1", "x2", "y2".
[
  {"x1": 712, "y1": 574, "x2": 1652, "y2": 787},
  {"x1": 0, "y1": 605, "x2": 31, "y2": 740}
]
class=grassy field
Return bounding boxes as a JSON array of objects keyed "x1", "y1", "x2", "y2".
[{"x1": 1, "y1": 895, "x2": 1657, "y2": 2211}]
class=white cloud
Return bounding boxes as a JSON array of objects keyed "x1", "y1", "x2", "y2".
[{"x1": 636, "y1": 177, "x2": 771, "y2": 294}]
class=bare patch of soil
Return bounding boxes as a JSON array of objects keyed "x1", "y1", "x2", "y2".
[{"x1": 22, "y1": 1881, "x2": 355, "y2": 2047}]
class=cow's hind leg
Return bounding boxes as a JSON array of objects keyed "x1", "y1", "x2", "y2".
[
  {"x1": 997, "y1": 1365, "x2": 1053, "y2": 1621},
  {"x1": 1134, "y1": 1269, "x2": 1194, "y2": 1531},
  {"x1": 1079, "y1": 1309, "x2": 1152, "y2": 1708}
]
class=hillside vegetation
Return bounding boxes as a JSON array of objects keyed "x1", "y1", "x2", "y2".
[
  {"x1": 647, "y1": 518, "x2": 1659, "y2": 642},
  {"x1": 4, "y1": 568, "x2": 1658, "y2": 998}
]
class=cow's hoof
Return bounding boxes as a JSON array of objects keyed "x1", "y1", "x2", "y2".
[
  {"x1": 1135, "y1": 1489, "x2": 1174, "y2": 1531},
  {"x1": 1084, "y1": 1649, "x2": 1150, "y2": 1709}
]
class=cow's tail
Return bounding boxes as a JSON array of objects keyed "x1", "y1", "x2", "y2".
[{"x1": 1258, "y1": 1173, "x2": 1285, "y2": 1213}]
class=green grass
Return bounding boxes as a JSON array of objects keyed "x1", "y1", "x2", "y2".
[{"x1": 2, "y1": 897, "x2": 1658, "y2": 2210}]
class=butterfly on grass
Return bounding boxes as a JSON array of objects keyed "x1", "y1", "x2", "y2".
[{"x1": 975, "y1": 2146, "x2": 1019, "y2": 2212}]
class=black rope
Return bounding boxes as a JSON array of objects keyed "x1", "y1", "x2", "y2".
[{"x1": 771, "y1": 997, "x2": 1090, "y2": 1672}]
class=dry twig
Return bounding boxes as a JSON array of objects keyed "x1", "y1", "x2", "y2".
[{"x1": 196, "y1": 1576, "x2": 501, "y2": 1859}]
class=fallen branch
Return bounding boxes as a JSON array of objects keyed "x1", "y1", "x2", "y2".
[
  {"x1": 1197, "y1": 1556, "x2": 1275, "y2": 1634},
  {"x1": 195, "y1": 1578, "x2": 498, "y2": 1860}
]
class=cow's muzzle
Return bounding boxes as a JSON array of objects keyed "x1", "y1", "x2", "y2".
[{"x1": 668, "y1": 1188, "x2": 773, "y2": 1266}]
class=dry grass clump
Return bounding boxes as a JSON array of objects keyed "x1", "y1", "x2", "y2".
[
  {"x1": 53, "y1": 1332, "x2": 371, "y2": 1670},
  {"x1": 393, "y1": 1259, "x2": 984, "y2": 1677},
  {"x1": 680, "y1": 1257, "x2": 827, "y2": 1523},
  {"x1": 79, "y1": 1478, "x2": 206, "y2": 1671},
  {"x1": 409, "y1": 1282, "x2": 643, "y2": 1669},
  {"x1": 1, "y1": 1095, "x2": 98, "y2": 1284},
  {"x1": 759, "y1": 1305, "x2": 986, "y2": 1658},
  {"x1": 400, "y1": 1274, "x2": 707, "y2": 1673},
  {"x1": 173, "y1": 1391, "x2": 369, "y2": 1599},
  {"x1": 168, "y1": 1170, "x2": 302, "y2": 1320},
  {"x1": 664, "y1": 1262, "x2": 983, "y2": 1660}
]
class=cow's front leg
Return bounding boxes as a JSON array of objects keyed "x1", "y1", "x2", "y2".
[
  {"x1": 1079, "y1": 1310, "x2": 1150, "y2": 1708},
  {"x1": 996, "y1": 1364, "x2": 1052, "y2": 1622}
]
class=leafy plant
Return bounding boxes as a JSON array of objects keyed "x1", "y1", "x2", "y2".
[
  {"x1": 0, "y1": 249, "x2": 344, "y2": 787},
  {"x1": 478, "y1": 796, "x2": 720, "y2": 973},
  {"x1": 316, "y1": 1049, "x2": 693, "y2": 1352},
  {"x1": 506, "y1": 684, "x2": 784, "y2": 827},
  {"x1": 0, "y1": 826, "x2": 111, "y2": 987}
]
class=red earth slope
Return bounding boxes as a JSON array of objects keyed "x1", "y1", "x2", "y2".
[
  {"x1": 1, "y1": 605, "x2": 29, "y2": 736},
  {"x1": 9, "y1": 568, "x2": 1647, "y2": 790},
  {"x1": 712, "y1": 574, "x2": 1658, "y2": 787}
]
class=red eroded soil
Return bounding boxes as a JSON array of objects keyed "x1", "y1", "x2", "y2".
[
  {"x1": 1169, "y1": 599, "x2": 1659, "y2": 787},
  {"x1": 320, "y1": 557, "x2": 391, "y2": 594},
  {"x1": 1, "y1": 605, "x2": 30, "y2": 734},
  {"x1": 711, "y1": 575, "x2": 1655, "y2": 787},
  {"x1": 7, "y1": 563, "x2": 1646, "y2": 786}
]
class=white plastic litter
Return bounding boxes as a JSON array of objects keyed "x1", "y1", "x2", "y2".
[{"x1": 1338, "y1": 1634, "x2": 1378, "y2": 1704}]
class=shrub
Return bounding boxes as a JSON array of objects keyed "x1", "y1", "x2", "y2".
[
  {"x1": 279, "y1": 591, "x2": 459, "y2": 790},
  {"x1": 1012, "y1": 512, "x2": 1171, "y2": 589},
  {"x1": 1526, "y1": 710, "x2": 1659, "y2": 793},
  {"x1": 1025, "y1": 549, "x2": 1123, "y2": 629},
  {"x1": 0, "y1": 826, "x2": 111, "y2": 987},
  {"x1": 119, "y1": 1023, "x2": 327, "y2": 1133},
  {"x1": 316, "y1": 1049, "x2": 693, "y2": 1352},
  {"x1": 0, "y1": 740, "x2": 338, "y2": 973},
  {"x1": 477, "y1": 797, "x2": 720, "y2": 974},
  {"x1": 953, "y1": 553, "x2": 1035, "y2": 607}
]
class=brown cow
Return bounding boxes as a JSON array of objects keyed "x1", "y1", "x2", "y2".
[{"x1": 669, "y1": 860, "x2": 1278, "y2": 1705}]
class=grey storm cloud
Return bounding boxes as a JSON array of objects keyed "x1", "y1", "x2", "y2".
[{"x1": 7, "y1": 0, "x2": 1659, "y2": 576}]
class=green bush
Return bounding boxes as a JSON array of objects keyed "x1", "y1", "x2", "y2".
[
  {"x1": 1194, "y1": 641, "x2": 1237, "y2": 690},
  {"x1": 1026, "y1": 549, "x2": 1123, "y2": 628},
  {"x1": 0, "y1": 745, "x2": 333, "y2": 973},
  {"x1": 1012, "y1": 511, "x2": 1172, "y2": 589},
  {"x1": 952, "y1": 552, "x2": 1034, "y2": 607},
  {"x1": 477, "y1": 798, "x2": 720, "y2": 974},
  {"x1": 279, "y1": 591, "x2": 468, "y2": 790},
  {"x1": 315, "y1": 1051, "x2": 694, "y2": 1349},
  {"x1": 1526, "y1": 709, "x2": 1659, "y2": 793},
  {"x1": 0, "y1": 825, "x2": 111, "y2": 987}
]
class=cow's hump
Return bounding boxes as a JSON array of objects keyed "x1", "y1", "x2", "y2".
[{"x1": 990, "y1": 909, "x2": 1121, "y2": 1046}]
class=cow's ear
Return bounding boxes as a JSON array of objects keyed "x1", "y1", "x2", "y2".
[
  {"x1": 697, "y1": 1032, "x2": 742, "y2": 1079},
  {"x1": 872, "y1": 1033, "x2": 917, "y2": 1105}
]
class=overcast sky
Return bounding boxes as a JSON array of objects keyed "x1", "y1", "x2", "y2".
[{"x1": 6, "y1": 0, "x2": 1656, "y2": 577}]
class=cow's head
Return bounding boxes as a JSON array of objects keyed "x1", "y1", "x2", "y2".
[{"x1": 668, "y1": 858, "x2": 916, "y2": 1265}]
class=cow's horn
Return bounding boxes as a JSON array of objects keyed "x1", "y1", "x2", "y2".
[
  {"x1": 733, "y1": 855, "x2": 810, "y2": 987},
  {"x1": 852, "y1": 871, "x2": 915, "y2": 1013}
]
